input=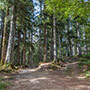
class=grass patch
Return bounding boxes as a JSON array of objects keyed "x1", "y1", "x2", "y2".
[
  {"x1": 0, "y1": 76, "x2": 10, "y2": 90},
  {"x1": 78, "y1": 54, "x2": 90, "y2": 78},
  {"x1": 0, "y1": 82, "x2": 7, "y2": 90}
]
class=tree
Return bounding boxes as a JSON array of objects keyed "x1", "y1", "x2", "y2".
[
  {"x1": 5, "y1": 0, "x2": 16, "y2": 64},
  {"x1": 53, "y1": 14, "x2": 57, "y2": 61},
  {"x1": 0, "y1": 7, "x2": 9, "y2": 65}
]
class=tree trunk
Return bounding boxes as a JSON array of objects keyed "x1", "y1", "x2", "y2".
[
  {"x1": 77, "y1": 22, "x2": 82, "y2": 56},
  {"x1": 58, "y1": 32, "x2": 62, "y2": 59},
  {"x1": 1, "y1": 7, "x2": 9, "y2": 65},
  {"x1": 30, "y1": 28, "x2": 33, "y2": 65},
  {"x1": 23, "y1": 24, "x2": 26, "y2": 65},
  {"x1": 39, "y1": 1, "x2": 43, "y2": 61},
  {"x1": 66, "y1": 46, "x2": 69, "y2": 57},
  {"x1": 0, "y1": 11, "x2": 5, "y2": 60},
  {"x1": 17, "y1": 30, "x2": 20, "y2": 65},
  {"x1": 67, "y1": 26, "x2": 73, "y2": 57},
  {"x1": 71, "y1": 39, "x2": 75, "y2": 56},
  {"x1": 43, "y1": 23, "x2": 47, "y2": 62},
  {"x1": 50, "y1": 27, "x2": 54, "y2": 61},
  {"x1": 53, "y1": 14, "x2": 57, "y2": 61},
  {"x1": 5, "y1": 4, "x2": 16, "y2": 64},
  {"x1": 83, "y1": 31, "x2": 87, "y2": 54}
]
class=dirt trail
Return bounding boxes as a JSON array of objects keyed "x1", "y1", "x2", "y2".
[{"x1": 6, "y1": 61, "x2": 90, "y2": 90}]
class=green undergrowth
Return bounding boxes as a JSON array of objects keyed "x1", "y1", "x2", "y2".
[
  {"x1": 0, "y1": 76, "x2": 10, "y2": 90},
  {"x1": 79, "y1": 54, "x2": 90, "y2": 78},
  {"x1": 0, "y1": 63, "x2": 17, "y2": 73},
  {"x1": 82, "y1": 54, "x2": 90, "y2": 59}
]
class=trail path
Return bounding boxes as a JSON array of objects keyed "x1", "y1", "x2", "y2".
[{"x1": 6, "y1": 61, "x2": 90, "y2": 90}]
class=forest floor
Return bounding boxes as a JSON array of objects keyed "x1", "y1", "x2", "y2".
[{"x1": 4, "y1": 59, "x2": 90, "y2": 90}]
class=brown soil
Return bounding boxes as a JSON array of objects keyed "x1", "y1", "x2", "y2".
[{"x1": 5, "y1": 61, "x2": 90, "y2": 90}]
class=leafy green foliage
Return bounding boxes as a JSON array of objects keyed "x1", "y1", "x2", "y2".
[
  {"x1": 79, "y1": 54, "x2": 90, "y2": 78},
  {"x1": 0, "y1": 76, "x2": 9, "y2": 90},
  {"x1": 85, "y1": 71, "x2": 90, "y2": 78},
  {"x1": 82, "y1": 54, "x2": 90, "y2": 58},
  {"x1": 79, "y1": 58, "x2": 90, "y2": 67}
]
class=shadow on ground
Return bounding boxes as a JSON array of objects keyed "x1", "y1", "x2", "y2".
[{"x1": 6, "y1": 62, "x2": 90, "y2": 90}]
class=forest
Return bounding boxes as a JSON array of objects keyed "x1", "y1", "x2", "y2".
[{"x1": 0, "y1": 0, "x2": 90, "y2": 90}]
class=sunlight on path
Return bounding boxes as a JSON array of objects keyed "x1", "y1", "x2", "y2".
[{"x1": 6, "y1": 62, "x2": 90, "y2": 90}]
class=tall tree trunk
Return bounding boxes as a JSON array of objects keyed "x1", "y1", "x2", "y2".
[
  {"x1": 5, "y1": 4, "x2": 16, "y2": 64},
  {"x1": 1, "y1": 7, "x2": 9, "y2": 65},
  {"x1": 17, "y1": 30, "x2": 20, "y2": 65},
  {"x1": 50, "y1": 27, "x2": 54, "y2": 61},
  {"x1": 30, "y1": 28, "x2": 33, "y2": 65},
  {"x1": 23, "y1": 24, "x2": 26, "y2": 65},
  {"x1": 67, "y1": 26, "x2": 73, "y2": 57},
  {"x1": 53, "y1": 14, "x2": 57, "y2": 61},
  {"x1": 39, "y1": 0, "x2": 43, "y2": 61},
  {"x1": 66, "y1": 46, "x2": 69, "y2": 57},
  {"x1": 43, "y1": 23, "x2": 47, "y2": 62},
  {"x1": 0, "y1": 11, "x2": 5, "y2": 60},
  {"x1": 83, "y1": 30, "x2": 87, "y2": 54},
  {"x1": 63, "y1": 47, "x2": 65, "y2": 57},
  {"x1": 76, "y1": 22, "x2": 82, "y2": 56},
  {"x1": 58, "y1": 32, "x2": 62, "y2": 60},
  {"x1": 71, "y1": 39, "x2": 75, "y2": 56}
]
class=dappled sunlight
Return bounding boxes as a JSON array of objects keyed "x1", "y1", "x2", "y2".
[
  {"x1": 30, "y1": 77, "x2": 49, "y2": 84},
  {"x1": 18, "y1": 62, "x2": 52, "y2": 74},
  {"x1": 18, "y1": 68, "x2": 39, "y2": 74},
  {"x1": 76, "y1": 76, "x2": 86, "y2": 79},
  {"x1": 65, "y1": 61, "x2": 79, "y2": 66},
  {"x1": 43, "y1": 89, "x2": 59, "y2": 90}
]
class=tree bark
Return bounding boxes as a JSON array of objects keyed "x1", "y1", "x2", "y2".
[
  {"x1": 66, "y1": 46, "x2": 69, "y2": 57},
  {"x1": 53, "y1": 14, "x2": 57, "y2": 61},
  {"x1": 67, "y1": 26, "x2": 73, "y2": 57},
  {"x1": 39, "y1": 0, "x2": 43, "y2": 61},
  {"x1": 23, "y1": 24, "x2": 26, "y2": 65},
  {"x1": 1, "y1": 7, "x2": 9, "y2": 65},
  {"x1": 76, "y1": 22, "x2": 82, "y2": 56},
  {"x1": 50, "y1": 27, "x2": 54, "y2": 60},
  {"x1": 5, "y1": 4, "x2": 16, "y2": 64},
  {"x1": 71, "y1": 39, "x2": 75, "y2": 56},
  {"x1": 0, "y1": 11, "x2": 5, "y2": 60},
  {"x1": 83, "y1": 31, "x2": 87, "y2": 54},
  {"x1": 30, "y1": 28, "x2": 33, "y2": 65},
  {"x1": 58, "y1": 32, "x2": 62, "y2": 59},
  {"x1": 43, "y1": 23, "x2": 48, "y2": 62},
  {"x1": 17, "y1": 30, "x2": 20, "y2": 65}
]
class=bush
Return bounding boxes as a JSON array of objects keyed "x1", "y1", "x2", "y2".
[
  {"x1": 79, "y1": 54, "x2": 90, "y2": 78},
  {"x1": 82, "y1": 54, "x2": 90, "y2": 58}
]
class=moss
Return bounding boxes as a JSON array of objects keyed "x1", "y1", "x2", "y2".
[{"x1": 0, "y1": 63, "x2": 17, "y2": 73}]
